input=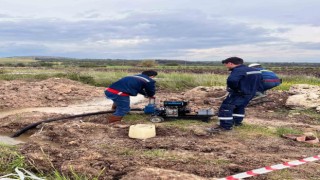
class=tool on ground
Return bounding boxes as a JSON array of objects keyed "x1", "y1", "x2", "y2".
[{"x1": 144, "y1": 97, "x2": 214, "y2": 123}]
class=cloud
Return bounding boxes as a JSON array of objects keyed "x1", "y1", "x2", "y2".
[
  {"x1": 0, "y1": 41, "x2": 49, "y2": 56},
  {"x1": 0, "y1": 1, "x2": 320, "y2": 62},
  {"x1": 180, "y1": 42, "x2": 320, "y2": 62},
  {"x1": 0, "y1": 11, "x2": 277, "y2": 48}
]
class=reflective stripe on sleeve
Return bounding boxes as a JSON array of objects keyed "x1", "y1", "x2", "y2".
[
  {"x1": 132, "y1": 75, "x2": 150, "y2": 82},
  {"x1": 246, "y1": 71, "x2": 261, "y2": 75}
]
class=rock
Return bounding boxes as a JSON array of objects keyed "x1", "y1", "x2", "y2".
[
  {"x1": 303, "y1": 132, "x2": 316, "y2": 136},
  {"x1": 286, "y1": 94, "x2": 319, "y2": 108},
  {"x1": 183, "y1": 86, "x2": 226, "y2": 101},
  {"x1": 288, "y1": 84, "x2": 320, "y2": 95},
  {"x1": 285, "y1": 84, "x2": 320, "y2": 110},
  {"x1": 192, "y1": 127, "x2": 208, "y2": 136}
]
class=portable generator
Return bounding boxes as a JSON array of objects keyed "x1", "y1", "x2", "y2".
[{"x1": 144, "y1": 98, "x2": 214, "y2": 123}]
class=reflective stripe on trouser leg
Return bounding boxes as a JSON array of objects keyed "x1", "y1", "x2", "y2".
[
  {"x1": 233, "y1": 105, "x2": 245, "y2": 125},
  {"x1": 233, "y1": 113, "x2": 245, "y2": 125},
  {"x1": 218, "y1": 104, "x2": 234, "y2": 130},
  {"x1": 219, "y1": 117, "x2": 233, "y2": 130}
]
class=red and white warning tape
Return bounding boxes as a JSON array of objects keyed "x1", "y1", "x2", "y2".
[{"x1": 218, "y1": 155, "x2": 320, "y2": 180}]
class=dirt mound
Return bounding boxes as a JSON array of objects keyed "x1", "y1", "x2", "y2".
[
  {"x1": 0, "y1": 78, "x2": 104, "y2": 110},
  {"x1": 249, "y1": 91, "x2": 289, "y2": 110}
]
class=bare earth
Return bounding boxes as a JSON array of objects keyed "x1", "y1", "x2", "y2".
[{"x1": 0, "y1": 78, "x2": 319, "y2": 180}]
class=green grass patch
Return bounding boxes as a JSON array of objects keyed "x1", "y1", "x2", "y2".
[
  {"x1": 143, "y1": 149, "x2": 167, "y2": 158},
  {"x1": 88, "y1": 71, "x2": 131, "y2": 87},
  {"x1": 0, "y1": 68, "x2": 227, "y2": 90},
  {"x1": 65, "y1": 73, "x2": 96, "y2": 85},
  {"x1": 156, "y1": 73, "x2": 226, "y2": 91},
  {"x1": 116, "y1": 147, "x2": 138, "y2": 156},
  {"x1": 123, "y1": 114, "x2": 149, "y2": 122},
  {"x1": 290, "y1": 109, "x2": 320, "y2": 123},
  {"x1": 277, "y1": 75, "x2": 320, "y2": 91},
  {"x1": 49, "y1": 167, "x2": 103, "y2": 180},
  {"x1": 0, "y1": 58, "x2": 37, "y2": 64},
  {"x1": 236, "y1": 124, "x2": 303, "y2": 138},
  {"x1": 100, "y1": 144, "x2": 139, "y2": 156},
  {"x1": 0, "y1": 143, "x2": 26, "y2": 174},
  {"x1": 1, "y1": 67, "x2": 319, "y2": 92},
  {"x1": 302, "y1": 109, "x2": 320, "y2": 119},
  {"x1": 275, "y1": 127, "x2": 303, "y2": 136},
  {"x1": 236, "y1": 124, "x2": 275, "y2": 137},
  {"x1": 0, "y1": 69, "x2": 8, "y2": 74},
  {"x1": 0, "y1": 71, "x2": 97, "y2": 86},
  {"x1": 142, "y1": 148, "x2": 231, "y2": 165},
  {"x1": 210, "y1": 159, "x2": 231, "y2": 165},
  {"x1": 164, "y1": 119, "x2": 206, "y2": 129},
  {"x1": 268, "y1": 169, "x2": 294, "y2": 180}
]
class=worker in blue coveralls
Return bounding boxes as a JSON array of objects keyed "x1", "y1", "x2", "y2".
[
  {"x1": 248, "y1": 63, "x2": 282, "y2": 99},
  {"x1": 105, "y1": 70, "x2": 157, "y2": 123},
  {"x1": 206, "y1": 57, "x2": 263, "y2": 133}
]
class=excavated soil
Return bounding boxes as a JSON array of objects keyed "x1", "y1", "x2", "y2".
[{"x1": 0, "y1": 78, "x2": 320, "y2": 180}]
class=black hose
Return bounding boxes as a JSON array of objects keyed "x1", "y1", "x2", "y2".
[{"x1": 11, "y1": 108, "x2": 144, "y2": 138}]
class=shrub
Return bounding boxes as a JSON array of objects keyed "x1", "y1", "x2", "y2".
[{"x1": 65, "y1": 73, "x2": 96, "y2": 85}]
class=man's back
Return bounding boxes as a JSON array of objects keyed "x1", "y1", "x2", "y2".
[
  {"x1": 227, "y1": 64, "x2": 263, "y2": 95},
  {"x1": 109, "y1": 74, "x2": 156, "y2": 97},
  {"x1": 253, "y1": 67, "x2": 281, "y2": 91}
]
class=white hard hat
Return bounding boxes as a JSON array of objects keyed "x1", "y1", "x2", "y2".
[{"x1": 248, "y1": 63, "x2": 261, "y2": 67}]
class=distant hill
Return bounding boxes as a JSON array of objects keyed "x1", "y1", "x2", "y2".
[{"x1": 2, "y1": 56, "x2": 320, "y2": 67}]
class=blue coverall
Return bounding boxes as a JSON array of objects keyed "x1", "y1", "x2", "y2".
[
  {"x1": 105, "y1": 74, "x2": 156, "y2": 116},
  {"x1": 255, "y1": 67, "x2": 281, "y2": 91},
  {"x1": 218, "y1": 65, "x2": 263, "y2": 130}
]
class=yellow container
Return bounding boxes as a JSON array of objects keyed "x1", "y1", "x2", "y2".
[{"x1": 128, "y1": 124, "x2": 156, "y2": 139}]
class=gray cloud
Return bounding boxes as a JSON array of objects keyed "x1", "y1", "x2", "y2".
[
  {"x1": 1, "y1": 42, "x2": 49, "y2": 56},
  {"x1": 0, "y1": 4, "x2": 319, "y2": 62},
  {"x1": 0, "y1": 11, "x2": 281, "y2": 47},
  {"x1": 294, "y1": 42, "x2": 320, "y2": 50}
]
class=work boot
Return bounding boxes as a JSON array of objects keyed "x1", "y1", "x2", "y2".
[
  {"x1": 107, "y1": 115, "x2": 123, "y2": 124},
  {"x1": 111, "y1": 103, "x2": 117, "y2": 111},
  {"x1": 205, "y1": 125, "x2": 232, "y2": 134}
]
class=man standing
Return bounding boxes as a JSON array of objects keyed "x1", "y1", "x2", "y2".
[
  {"x1": 105, "y1": 70, "x2": 157, "y2": 123},
  {"x1": 206, "y1": 57, "x2": 263, "y2": 133}
]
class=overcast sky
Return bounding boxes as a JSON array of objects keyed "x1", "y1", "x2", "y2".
[{"x1": 1, "y1": 0, "x2": 320, "y2": 62}]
